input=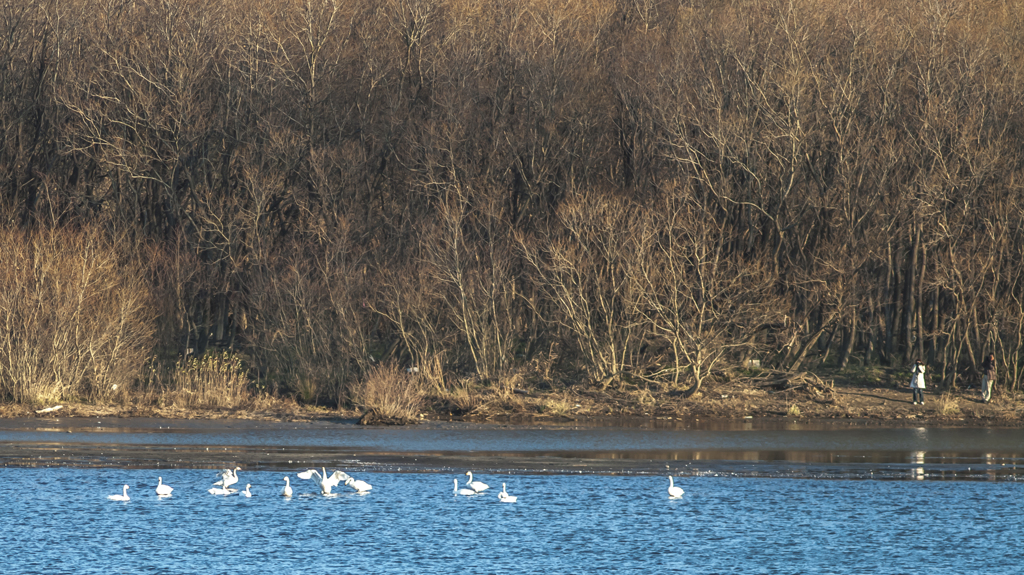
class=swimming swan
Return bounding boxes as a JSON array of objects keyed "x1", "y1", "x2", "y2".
[
  {"x1": 498, "y1": 483, "x2": 517, "y2": 503},
  {"x1": 297, "y1": 468, "x2": 350, "y2": 495},
  {"x1": 208, "y1": 486, "x2": 236, "y2": 496},
  {"x1": 241, "y1": 484, "x2": 252, "y2": 497},
  {"x1": 281, "y1": 477, "x2": 293, "y2": 497},
  {"x1": 345, "y1": 478, "x2": 373, "y2": 493},
  {"x1": 108, "y1": 485, "x2": 130, "y2": 501},
  {"x1": 454, "y1": 478, "x2": 477, "y2": 496},
  {"x1": 465, "y1": 471, "x2": 489, "y2": 492},
  {"x1": 155, "y1": 477, "x2": 173, "y2": 497},
  {"x1": 213, "y1": 467, "x2": 241, "y2": 488},
  {"x1": 668, "y1": 476, "x2": 684, "y2": 499}
]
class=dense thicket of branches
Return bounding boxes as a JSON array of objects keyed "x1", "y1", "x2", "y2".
[{"x1": 2, "y1": 0, "x2": 1024, "y2": 404}]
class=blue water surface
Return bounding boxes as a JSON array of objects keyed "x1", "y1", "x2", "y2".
[{"x1": 3, "y1": 467, "x2": 1021, "y2": 574}]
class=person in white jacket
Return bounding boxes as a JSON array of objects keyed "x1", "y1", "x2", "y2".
[{"x1": 910, "y1": 359, "x2": 926, "y2": 405}]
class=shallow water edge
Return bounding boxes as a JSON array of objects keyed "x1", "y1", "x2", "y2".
[{"x1": 2, "y1": 416, "x2": 1023, "y2": 481}]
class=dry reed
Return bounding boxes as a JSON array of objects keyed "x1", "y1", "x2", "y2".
[
  {"x1": 163, "y1": 352, "x2": 250, "y2": 409},
  {"x1": 352, "y1": 362, "x2": 425, "y2": 422},
  {"x1": 938, "y1": 392, "x2": 961, "y2": 416}
]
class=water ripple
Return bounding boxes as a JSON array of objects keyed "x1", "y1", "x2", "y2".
[{"x1": 3, "y1": 468, "x2": 1023, "y2": 574}]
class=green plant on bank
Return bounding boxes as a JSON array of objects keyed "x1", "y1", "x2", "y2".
[
  {"x1": 166, "y1": 352, "x2": 250, "y2": 409},
  {"x1": 352, "y1": 362, "x2": 425, "y2": 421},
  {"x1": 787, "y1": 404, "x2": 801, "y2": 417}
]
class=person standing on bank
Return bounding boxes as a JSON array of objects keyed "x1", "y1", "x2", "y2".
[
  {"x1": 910, "y1": 359, "x2": 926, "y2": 405},
  {"x1": 981, "y1": 353, "x2": 996, "y2": 403}
]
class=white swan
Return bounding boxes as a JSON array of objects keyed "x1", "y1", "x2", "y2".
[
  {"x1": 345, "y1": 477, "x2": 373, "y2": 493},
  {"x1": 454, "y1": 478, "x2": 477, "y2": 496},
  {"x1": 281, "y1": 477, "x2": 293, "y2": 497},
  {"x1": 498, "y1": 482, "x2": 517, "y2": 503},
  {"x1": 213, "y1": 467, "x2": 241, "y2": 488},
  {"x1": 241, "y1": 484, "x2": 252, "y2": 497},
  {"x1": 297, "y1": 468, "x2": 350, "y2": 495},
  {"x1": 155, "y1": 477, "x2": 173, "y2": 497},
  {"x1": 208, "y1": 486, "x2": 236, "y2": 496},
  {"x1": 668, "y1": 476, "x2": 684, "y2": 499},
  {"x1": 108, "y1": 485, "x2": 130, "y2": 501},
  {"x1": 465, "y1": 471, "x2": 489, "y2": 492}
]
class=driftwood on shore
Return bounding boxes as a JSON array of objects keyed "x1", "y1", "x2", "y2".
[
  {"x1": 358, "y1": 410, "x2": 419, "y2": 426},
  {"x1": 750, "y1": 371, "x2": 837, "y2": 403}
]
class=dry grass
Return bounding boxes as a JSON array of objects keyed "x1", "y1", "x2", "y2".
[
  {"x1": 162, "y1": 352, "x2": 251, "y2": 409},
  {"x1": 938, "y1": 391, "x2": 961, "y2": 416},
  {"x1": 432, "y1": 377, "x2": 483, "y2": 416},
  {"x1": 294, "y1": 377, "x2": 319, "y2": 405},
  {"x1": 352, "y1": 362, "x2": 425, "y2": 422},
  {"x1": 539, "y1": 392, "x2": 575, "y2": 417},
  {"x1": 419, "y1": 352, "x2": 447, "y2": 395}
]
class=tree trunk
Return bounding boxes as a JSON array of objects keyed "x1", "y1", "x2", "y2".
[
  {"x1": 916, "y1": 243, "x2": 926, "y2": 362},
  {"x1": 882, "y1": 242, "x2": 896, "y2": 363},
  {"x1": 901, "y1": 226, "x2": 919, "y2": 363},
  {"x1": 838, "y1": 313, "x2": 857, "y2": 369},
  {"x1": 929, "y1": 286, "x2": 940, "y2": 364},
  {"x1": 788, "y1": 324, "x2": 828, "y2": 372}
]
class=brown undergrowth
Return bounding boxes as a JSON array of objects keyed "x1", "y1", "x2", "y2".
[
  {"x1": 352, "y1": 362, "x2": 425, "y2": 425},
  {"x1": 5, "y1": 367, "x2": 1023, "y2": 427}
]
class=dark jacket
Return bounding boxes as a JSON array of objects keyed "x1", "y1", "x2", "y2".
[{"x1": 982, "y1": 356, "x2": 996, "y2": 378}]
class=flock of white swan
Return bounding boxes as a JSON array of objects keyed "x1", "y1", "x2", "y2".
[{"x1": 109, "y1": 469, "x2": 686, "y2": 503}]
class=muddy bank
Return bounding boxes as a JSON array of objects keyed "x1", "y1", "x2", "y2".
[
  {"x1": 3, "y1": 414, "x2": 1024, "y2": 480},
  {"x1": 3, "y1": 376, "x2": 1021, "y2": 428}
]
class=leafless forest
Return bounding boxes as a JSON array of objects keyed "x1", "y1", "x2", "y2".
[{"x1": 2, "y1": 0, "x2": 1024, "y2": 408}]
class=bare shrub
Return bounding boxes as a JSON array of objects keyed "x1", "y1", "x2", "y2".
[
  {"x1": 352, "y1": 362, "x2": 425, "y2": 422},
  {"x1": 0, "y1": 228, "x2": 156, "y2": 405},
  {"x1": 519, "y1": 188, "x2": 649, "y2": 385},
  {"x1": 418, "y1": 352, "x2": 447, "y2": 395},
  {"x1": 245, "y1": 241, "x2": 373, "y2": 408}
]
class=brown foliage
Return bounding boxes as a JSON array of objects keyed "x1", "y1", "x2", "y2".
[
  {"x1": 2, "y1": 0, "x2": 1024, "y2": 409},
  {"x1": 352, "y1": 361, "x2": 425, "y2": 423},
  {"x1": 0, "y1": 228, "x2": 156, "y2": 404}
]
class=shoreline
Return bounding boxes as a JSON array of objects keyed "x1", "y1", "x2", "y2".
[
  {"x1": 2, "y1": 414, "x2": 1022, "y2": 481},
  {"x1": 2, "y1": 379, "x2": 1021, "y2": 429}
]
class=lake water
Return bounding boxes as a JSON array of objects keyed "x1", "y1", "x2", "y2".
[
  {"x1": 2, "y1": 418, "x2": 1023, "y2": 573},
  {"x1": 4, "y1": 467, "x2": 1023, "y2": 574}
]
